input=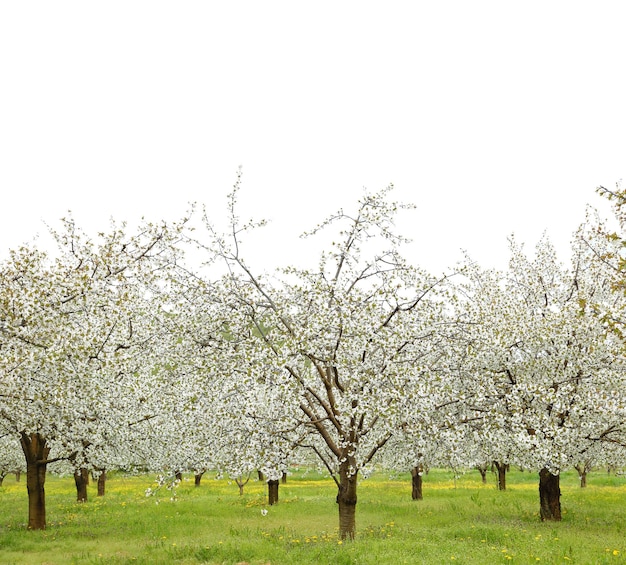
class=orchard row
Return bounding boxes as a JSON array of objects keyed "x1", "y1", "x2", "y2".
[{"x1": 2, "y1": 180, "x2": 626, "y2": 538}]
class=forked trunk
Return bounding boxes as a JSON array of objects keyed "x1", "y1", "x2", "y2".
[
  {"x1": 235, "y1": 474, "x2": 249, "y2": 496},
  {"x1": 494, "y1": 461, "x2": 507, "y2": 491},
  {"x1": 574, "y1": 464, "x2": 587, "y2": 488},
  {"x1": 97, "y1": 470, "x2": 106, "y2": 496},
  {"x1": 74, "y1": 468, "x2": 89, "y2": 503},
  {"x1": 539, "y1": 468, "x2": 561, "y2": 521},
  {"x1": 20, "y1": 432, "x2": 50, "y2": 530},
  {"x1": 336, "y1": 460, "x2": 358, "y2": 540},
  {"x1": 476, "y1": 464, "x2": 488, "y2": 485},
  {"x1": 411, "y1": 465, "x2": 424, "y2": 500},
  {"x1": 194, "y1": 472, "x2": 204, "y2": 487},
  {"x1": 268, "y1": 479, "x2": 279, "y2": 505}
]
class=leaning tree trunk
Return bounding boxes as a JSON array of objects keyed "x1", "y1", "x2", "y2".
[
  {"x1": 494, "y1": 461, "x2": 507, "y2": 491},
  {"x1": 194, "y1": 471, "x2": 204, "y2": 487},
  {"x1": 74, "y1": 468, "x2": 89, "y2": 503},
  {"x1": 268, "y1": 479, "x2": 279, "y2": 505},
  {"x1": 411, "y1": 465, "x2": 424, "y2": 500},
  {"x1": 337, "y1": 459, "x2": 358, "y2": 540},
  {"x1": 20, "y1": 432, "x2": 50, "y2": 530},
  {"x1": 97, "y1": 469, "x2": 106, "y2": 496},
  {"x1": 539, "y1": 468, "x2": 561, "y2": 521}
]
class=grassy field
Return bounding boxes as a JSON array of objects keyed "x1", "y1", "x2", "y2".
[{"x1": 0, "y1": 467, "x2": 625, "y2": 564}]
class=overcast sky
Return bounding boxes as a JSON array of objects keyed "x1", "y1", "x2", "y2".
[{"x1": 1, "y1": 2, "x2": 624, "y2": 274}]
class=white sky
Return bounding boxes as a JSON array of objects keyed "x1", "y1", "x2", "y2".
[{"x1": 1, "y1": 1, "x2": 624, "y2": 275}]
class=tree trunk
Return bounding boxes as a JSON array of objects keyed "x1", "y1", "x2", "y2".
[
  {"x1": 268, "y1": 479, "x2": 279, "y2": 505},
  {"x1": 97, "y1": 470, "x2": 106, "y2": 497},
  {"x1": 476, "y1": 464, "x2": 488, "y2": 484},
  {"x1": 336, "y1": 459, "x2": 358, "y2": 540},
  {"x1": 539, "y1": 468, "x2": 561, "y2": 521},
  {"x1": 281, "y1": 471, "x2": 287, "y2": 484},
  {"x1": 235, "y1": 475, "x2": 249, "y2": 496},
  {"x1": 574, "y1": 464, "x2": 587, "y2": 488},
  {"x1": 411, "y1": 465, "x2": 424, "y2": 500},
  {"x1": 20, "y1": 432, "x2": 50, "y2": 530},
  {"x1": 15, "y1": 470, "x2": 21, "y2": 482},
  {"x1": 494, "y1": 461, "x2": 507, "y2": 491},
  {"x1": 175, "y1": 471, "x2": 182, "y2": 482},
  {"x1": 194, "y1": 472, "x2": 204, "y2": 487},
  {"x1": 0, "y1": 473, "x2": 5, "y2": 487},
  {"x1": 257, "y1": 470, "x2": 265, "y2": 481},
  {"x1": 74, "y1": 468, "x2": 89, "y2": 503}
]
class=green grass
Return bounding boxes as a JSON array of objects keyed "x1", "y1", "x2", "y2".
[{"x1": 1, "y1": 468, "x2": 626, "y2": 564}]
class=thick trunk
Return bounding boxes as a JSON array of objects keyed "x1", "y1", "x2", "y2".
[
  {"x1": 336, "y1": 460, "x2": 358, "y2": 540},
  {"x1": 194, "y1": 472, "x2": 204, "y2": 487},
  {"x1": 74, "y1": 468, "x2": 89, "y2": 503},
  {"x1": 494, "y1": 461, "x2": 507, "y2": 491},
  {"x1": 20, "y1": 432, "x2": 50, "y2": 530},
  {"x1": 268, "y1": 479, "x2": 279, "y2": 505},
  {"x1": 539, "y1": 468, "x2": 561, "y2": 521},
  {"x1": 97, "y1": 470, "x2": 106, "y2": 497},
  {"x1": 411, "y1": 465, "x2": 424, "y2": 500}
]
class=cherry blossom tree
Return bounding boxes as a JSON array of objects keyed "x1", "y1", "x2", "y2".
[
  {"x1": 454, "y1": 235, "x2": 626, "y2": 520},
  {"x1": 196, "y1": 177, "x2": 448, "y2": 539},
  {"x1": 0, "y1": 216, "x2": 183, "y2": 528}
]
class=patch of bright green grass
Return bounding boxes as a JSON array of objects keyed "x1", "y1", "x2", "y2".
[{"x1": 0, "y1": 468, "x2": 625, "y2": 564}]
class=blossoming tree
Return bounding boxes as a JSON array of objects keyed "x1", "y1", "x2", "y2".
[
  {"x1": 454, "y1": 235, "x2": 626, "y2": 520},
  {"x1": 0, "y1": 217, "x2": 183, "y2": 528},
  {"x1": 198, "y1": 178, "x2": 448, "y2": 538}
]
